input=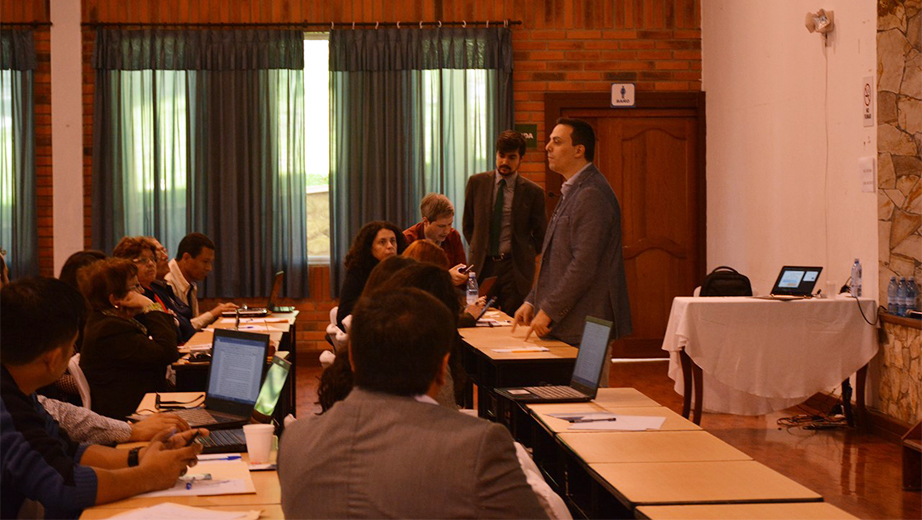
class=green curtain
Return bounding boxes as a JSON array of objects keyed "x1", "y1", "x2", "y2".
[
  {"x1": 92, "y1": 29, "x2": 307, "y2": 298},
  {"x1": 329, "y1": 27, "x2": 513, "y2": 296},
  {"x1": 0, "y1": 29, "x2": 37, "y2": 279}
]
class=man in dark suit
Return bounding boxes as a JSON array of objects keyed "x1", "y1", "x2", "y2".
[
  {"x1": 463, "y1": 130, "x2": 547, "y2": 314},
  {"x1": 279, "y1": 288, "x2": 546, "y2": 519},
  {"x1": 514, "y1": 118, "x2": 632, "y2": 355}
]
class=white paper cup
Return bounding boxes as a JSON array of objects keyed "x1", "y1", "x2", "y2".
[
  {"x1": 826, "y1": 281, "x2": 837, "y2": 299},
  {"x1": 243, "y1": 424, "x2": 274, "y2": 464}
]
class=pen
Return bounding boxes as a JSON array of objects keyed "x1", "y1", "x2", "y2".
[
  {"x1": 570, "y1": 417, "x2": 618, "y2": 423},
  {"x1": 201, "y1": 455, "x2": 242, "y2": 461}
]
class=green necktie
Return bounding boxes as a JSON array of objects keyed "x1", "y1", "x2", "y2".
[{"x1": 489, "y1": 179, "x2": 506, "y2": 256}]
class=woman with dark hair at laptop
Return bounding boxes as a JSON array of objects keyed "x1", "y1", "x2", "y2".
[
  {"x1": 336, "y1": 221, "x2": 408, "y2": 330},
  {"x1": 113, "y1": 236, "x2": 196, "y2": 343},
  {"x1": 78, "y1": 258, "x2": 181, "y2": 420}
]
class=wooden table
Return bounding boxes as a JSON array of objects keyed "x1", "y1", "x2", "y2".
[
  {"x1": 558, "y1": 431, "x2": 751, "y2": 464},
  {"x1": 589, "y1": 460, "x2": 822, "y2": 507},
  {"x1": 82, "y1": 504, "x2": 284, "y2": 519},
  {"x1": 82, "y1": 453, "x2": 280, "y2": 514},
  {"x1": 636, "y1": 502, "x2": 859, "y2": 519},
  {"x1": 458, "y1": 324, "x2": 577, "y2": 419}
]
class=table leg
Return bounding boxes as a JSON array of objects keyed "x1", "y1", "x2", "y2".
[
  {"x1": 856, "y1": 364, "x2": 868, "y2": 433},
  {"x1": 680, "y1": 350, "x2": 692, "y2": 419},
  {"x1": 692, "y1": 362, "x2": 703, "y2": 425}
]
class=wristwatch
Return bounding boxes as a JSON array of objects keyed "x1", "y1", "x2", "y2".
[{"x1": 127, "y1": 446, "x2": 142, "y2": 467}]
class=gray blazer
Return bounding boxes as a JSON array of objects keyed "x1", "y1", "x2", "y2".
[
  {"x1": 279, "y1": 388, "x2": 547, "y2": 519},
  {"x1": 463, "y1": 171, "x2": 547, "y2": 296},
  {"x1": 526, "y1": 164, "x2": 632, "y2": 344}
]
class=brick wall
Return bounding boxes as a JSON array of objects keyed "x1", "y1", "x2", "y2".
[
  {"x1": 4, "y1": 1, "x2": 53, "y2": 276},
  {"x1": 15, "y1": 0, "x2": 701, "y2": 354}
]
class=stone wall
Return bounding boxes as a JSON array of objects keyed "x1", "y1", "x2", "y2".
[
  {"x1": 877, "y1": 0, "x2": 921, "y2": 298},
  {"x1": 876, "y1": 0, "x2": 921, "y2": 426},
  {"x1": 878, "y1": 320, "x2": 922, "y2": 424}
]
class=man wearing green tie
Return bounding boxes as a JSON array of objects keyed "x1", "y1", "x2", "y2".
[{"x1": 463, "y1": 131, "x2": 547, "y2": 314}]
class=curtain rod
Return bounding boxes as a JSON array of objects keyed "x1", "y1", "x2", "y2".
[{"x1": 82, "y1": 20, "x2": 521, "y2": 29}]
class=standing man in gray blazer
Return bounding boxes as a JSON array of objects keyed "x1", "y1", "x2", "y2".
[
  {"x1": 279, "y1": 288, "x2": 546, "y2": 519},
  {"x1": 463, "y1": 130, "x2": 547, "y2": 314},
  {"x1": 514, "y1": 118, "x2": 632, "y2": 354}
]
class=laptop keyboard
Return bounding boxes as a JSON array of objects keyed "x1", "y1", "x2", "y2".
[
  {"x1": 198, "y1": 428, "x2": 245, "y2": 448},
  {"x1": 171, "y1": 408, "x2": 219, "y2": 425},
  {"x1": 523, "y1": 386, "x2": 586, "y2": 399}
]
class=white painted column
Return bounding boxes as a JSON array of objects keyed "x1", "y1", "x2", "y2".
[{"x1": 50, "y1": 0, "x2": 84, "y2": 273}]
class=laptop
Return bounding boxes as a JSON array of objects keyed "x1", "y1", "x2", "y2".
[
  {"x1": 495, "y1": 316, "x2": 613, "y2": 403},
  {"x1": 753, "y1": 266, "x2": 823, "y2": 301},
  {"x1": 222, "y1": 271, "x2": 294, "y2": 317},
  {"x1": 196, "y1": 354, "x2": 291, "y2": 454},
  {"x1": 169, "y1": 329, "x2": 269, "y2": 429}
]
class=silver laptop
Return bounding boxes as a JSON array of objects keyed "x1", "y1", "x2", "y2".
[
  {"x1": 169, "y1": 329, "x2": 269, "y2": 429},
  {"x1": 495, "y1": 317, "x2": 613, "y2": 403},
  {"x1": 753, "y1": 266, "x2": 823, "y2": 301}
]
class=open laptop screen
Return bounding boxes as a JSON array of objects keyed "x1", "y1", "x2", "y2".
[
  {"x1": 772, "y1": 266, "x2": 823, "y2": 296},
  {"x1": 208, "y1": 331, "x2": 266, "y2": 405},
  {"x1": 254, "y1": 356, "x2": 291, "y2": 417},
  {"x1": 571, "y1": 317, "x2": 613, "y2": 390}
]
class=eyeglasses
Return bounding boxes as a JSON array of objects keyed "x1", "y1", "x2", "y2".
[{"x1": 132, "y1": 257, "x2": 156, "y2": 265}]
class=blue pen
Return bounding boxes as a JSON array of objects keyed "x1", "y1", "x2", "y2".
[{"x1": 203, "y1": 455, "x2": 241, "y2": 461}]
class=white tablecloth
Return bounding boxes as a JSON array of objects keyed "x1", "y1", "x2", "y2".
[{"x1": 661, "y1": 296, "x2": 879, "y2": 415}]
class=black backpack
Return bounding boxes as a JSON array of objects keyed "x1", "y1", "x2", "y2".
[{"x1": 699, "y1": 266, "x2": 753, "y2": 297}]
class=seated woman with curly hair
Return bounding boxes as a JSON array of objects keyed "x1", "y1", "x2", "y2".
[
  {"x1": 78, "y1": 258, "x2": 181, "y2": 420},
  {"x1": 336, "y1": 221, "x2": 407, "y2": 330}
]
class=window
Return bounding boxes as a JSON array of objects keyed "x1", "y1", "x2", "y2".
[
  {"x1": 303, "y1": 34, "x2": 331, "y2": 261},
  {"x1": 0, "y1": 70, "x2": 13, "y2": 245}
]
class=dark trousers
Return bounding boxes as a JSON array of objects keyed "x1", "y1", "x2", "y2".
[{"x1": 480, "y1": 256, "x2": 524, "y2": 315}]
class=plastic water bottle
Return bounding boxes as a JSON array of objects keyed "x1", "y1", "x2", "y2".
[
  {"x1": 906, "y1": 278, "x2": 919, "y2": 316},
  {"x1": 907, "y1": 278, "x2": 918, "y2": 313},
  {"x1": 887, "y1": 276, "x2": 899, "y2": 314},
  {"x1": 897, "y1": 277, "x2": 908, "y2": 316},
  {"x1": 849, "y1": 259, "x2": 862, "y2": 297},
  {"x1": 466, "y1": 271, "x2": 479, "y2": 306}
]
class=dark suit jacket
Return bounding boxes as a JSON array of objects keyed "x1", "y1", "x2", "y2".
[
  {"x1": 463, "y1": 171, "x2": 547, "y2": 296},
  {"x1": 526, "y1": 164, "x2": 632, "y2": 344},
  {"x1": 80, "y1": 311, "x2": 179, "y2": 420},
  {"x1": 279, "y1": 388, "x2": 547, "y2": 519}
]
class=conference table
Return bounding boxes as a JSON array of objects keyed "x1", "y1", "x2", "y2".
[
  {"x1": 458, "y1": 320, "x2": 578, "y2": 419},
  {"x1": 173, "y1": 312, "x2": 299, "y2": 416},
  {"x1": 661, "y1": 296, "x2": 879, "y2": 425},
  {"x1": 504, "y1": 388, "x2": 855, "y2": 519}
]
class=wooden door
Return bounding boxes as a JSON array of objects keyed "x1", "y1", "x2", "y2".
[{"x1": 545, "y1": 93, "x2": 705, "y2": 358}]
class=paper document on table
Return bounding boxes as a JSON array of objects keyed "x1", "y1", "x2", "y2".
[
  {"x1": 134, "y1": 460, "x2": 255, "y2": 498},
  {"x1": 491, "y1": 346, "x2": 550, "y2": 353},
  {"x1": 111, "y1": 503, "x2": 261, "y2": 520},
  {"x1": 187, "y1": 343, "x2": 212, "y2": 352},
  {"x1": 218, "y1": 318, "x2": 289, "y2": 325},
  {"x1": 476, "y1": 319, "x2": 513, "y2": 327},
  {"x1": 568, "y1": 415, "x2": 666, "y2": 431}
]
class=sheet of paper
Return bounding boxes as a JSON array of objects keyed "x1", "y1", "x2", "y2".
[
  {"x1": 187, "y1": 343, "x2": 212, "y2": 352},
  {"x1": 476, "y1": 319, "x2": 513, "y2": 327},
  {"x1": 567, "y1": 415, "x2": 667, "y2": 431},
  {"x1": 134, "y1": 460, "x2": 255, "y2": 498},
  {"x1": 217, "y1": 317, "x2": 289, "y2": 325},
  {"x1": 111, "y1": 503, "x2": 260, "y2": 520},
  {"x1": 491, "y1": 346, "x2": 550, "y2": 353}
]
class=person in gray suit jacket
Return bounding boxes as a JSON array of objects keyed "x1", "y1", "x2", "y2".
[
  {"x1": 279, "y1": 288, "x2": 546, "y2": 519},
  {"x1": 463, "y1": 130, "x2": 547, "y2": 314},
  {"x1": 514, "y1": 118, "x2": 632, "y2": 351}
]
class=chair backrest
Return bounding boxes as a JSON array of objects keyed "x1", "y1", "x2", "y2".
[{"x1": 68, "y1": 353, "x2": 92, "y2": 409}]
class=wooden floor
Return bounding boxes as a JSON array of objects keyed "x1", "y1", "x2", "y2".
[{"x1": 294, "y1": 355, "x2": 921, "y2": 520}]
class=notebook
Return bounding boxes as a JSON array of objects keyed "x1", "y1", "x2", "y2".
[
  {"x1": 222, "y1": 271, "x2": 293, "y2": 317},
  {"x1": 169, "y1": 329, "x2": 269, "y2": 429},
  {"x1": 197, "y1": 354, "x2": 291, "y2": 454},
  {"x1": 753, "y1": 266, "x2": 823, "y2": 301},
  {"x1": 494, "y1": 316, "x2": 613, "y2": 403}
]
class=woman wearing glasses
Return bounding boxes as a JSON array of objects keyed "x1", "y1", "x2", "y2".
[
  {"x1": 112, "y1": 237, "x2": 195, "y2": 343},
  {"x1": 78, "y1": 258, "x2": 180, "y2": 420}
]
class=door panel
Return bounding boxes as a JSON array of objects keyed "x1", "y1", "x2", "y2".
[{"x1": 545, "y1": 93, "x2": 705, "y2": 358}]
